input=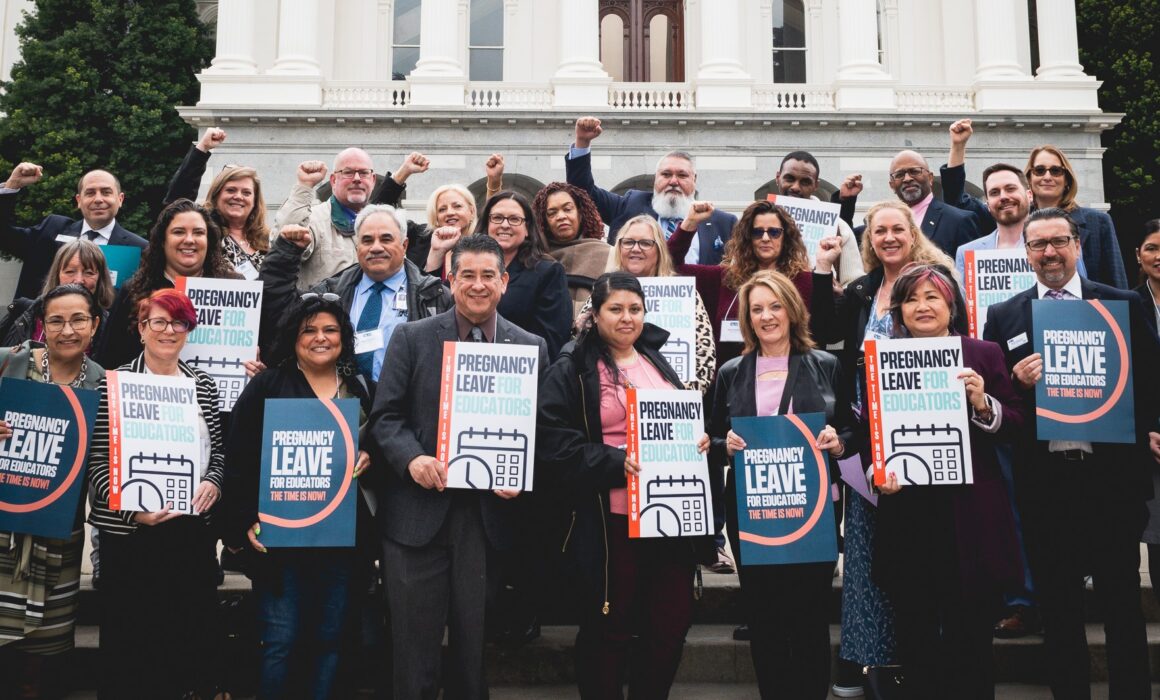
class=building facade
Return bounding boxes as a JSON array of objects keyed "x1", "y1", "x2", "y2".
[{"x1": 0, "y1": 0, "x2": 1120, "y2": 220}]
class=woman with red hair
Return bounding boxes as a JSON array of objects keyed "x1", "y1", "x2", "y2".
[{"x1": 89, "y1": 288, "x2": 227, "y2": 699}]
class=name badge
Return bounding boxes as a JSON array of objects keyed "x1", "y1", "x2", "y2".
[
  {"x1": 353, "y1": 329, "x2": 384, "y2": 355},
  {"x1": 394, "y1": 290, "x2": 408, "y2": 312},
  {"x1": 859, "y1": 328, "x2": 890, "y2": 352},
  {"x1": 235, "y1": 259, "x2": 259, "y2": 281},
  {"x1": 55, "y1": 233, "x2": 77, "y2": 244},
  {"x1": 1007, "y1": 332, "x2": 1028, "y2": 351},
  {"x1": 720, "y1": 320, "x2": 742, "y2": 343}
]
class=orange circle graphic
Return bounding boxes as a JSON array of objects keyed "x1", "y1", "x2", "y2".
[
  {"x1": 0, "y1": 386, "x2": 90, "y2": 514},
  {"x1": 737, "y1": 414, "x2": 829, "y2": 547},
  {"x1": 1035, "y1": 301, "x2": 1130, "y2": 424}
]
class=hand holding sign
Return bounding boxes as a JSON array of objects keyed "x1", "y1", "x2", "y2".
[
  {"x1": 815, "y1": 424, "x2": 843, "y2": 457},
  {"x1": 726, "y1": 429, "x2": 747, "y2": 457},
  {"x1": 1150, "y1": 432, "x2": 1160, "y2": 464},
  {"x1": 0, "y1": 419, "x2": 10, "y2": 441},
  {"x1": 248, "y1": 522, "x2": 267, "y2": 553},
  {"x1": 1012, "y1": 353, "x2": 1043, "y2": 390},
  {"x1": 409, "y1": 455, "x2": 447, "y2": 491},
  {"x1": 353, "y1": 450, "x2": 370, "y2": 478},
  {"x1": 191, "y1": 480, "x2": 220, "y2": 515},
  {"x1": 132, "y1": 506, "x2": 182, "y2": 527},
  {"x1": 957, "y1": 369, "x2": 989, "y2": 412},
  {"x1": 879, "y1": 472, "x2": 901, "y2": 495},
  {"x1": 623, "y1": 453, "x2": 641, "y2": 478}
]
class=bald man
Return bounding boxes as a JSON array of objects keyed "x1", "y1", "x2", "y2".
[
  {"x1": 884, "y1": 149, "x2": 980, "y2": 256},
  {"x1": 274, "y1": 147, "x2": 383, "y2": 288},
  {"x1": 0, "y1": 165, "x2": 146, "y2": 301}
]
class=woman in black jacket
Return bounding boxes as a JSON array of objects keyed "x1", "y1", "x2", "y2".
[
  {"x1": 537, "y1": 271, "x2": 713, "y2": 699},
  {"x1": 710, "y1": 270, "x2": 858, "y2": 699},
  {"x1": 221, "y1": 294, "x2": 375, "y2": 699}
]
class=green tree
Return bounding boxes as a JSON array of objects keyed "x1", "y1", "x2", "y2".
[
  {"x1": 0, "y1": 0, "x2": 213, "y2": 236},
  {"x1": 1076, "y1": 0, "x2": 1160, "y2": 266}
]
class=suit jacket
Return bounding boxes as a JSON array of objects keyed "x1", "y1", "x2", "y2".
[
  {"x1": 0, "y1": 191, "x2": 146, "y2": 301},
  {"x1": 369, "y1": 309, "x2": 549, "y2": 550},
  {"x1": 940, "y1": 163, "x2": 1129, "y2": 289},
  {"x1": 565, "y1": 150, "x2": 736, "y2": 265},
  {"x1": 498, "y1": 257, "x2": 573, "y2": 359},
  {"x1": 982, "y1": 277, "x2": 1160, "y2": 506},
  {"x1": 1133, "y1": 282, "x2": 1159, "y2": 335},
  {"x1": 854, "y1": 197, "x2": 979, "y2": 259}
]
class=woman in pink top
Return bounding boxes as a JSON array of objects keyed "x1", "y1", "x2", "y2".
[
  {"x1": 710, "y1": 271, "x2": 859, "y2": 699},
  {"x1": 538, "y1": 271, "x2": 714, "y2": 699}
]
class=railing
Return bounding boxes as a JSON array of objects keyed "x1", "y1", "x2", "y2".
[
  {"x1": 607, "y1": 83, "x2": 694, "y2": 110},
  {"x1": 895, "y1": 87, "x2": 975, "y2": 112},
  {"x1": 752, "y1": 85, "x2": 835, "y2": 111},
  {"x1": 465, "y1": 82, "x2": 553, "y2": 109},
  {"x1": 322, "y1": 82, "x2": 409, "y2": 109}
]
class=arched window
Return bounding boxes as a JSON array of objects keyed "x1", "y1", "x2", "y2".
[
  {"x1": 772, "y1": 0, "x2": 806, "y2": 83},
  {"x1": 392, "y1": 0, "x2": 421, "y2": 80},
  {"x1": 599, "y1": 0, "x2": 684, "y2": 82},
  {"x1": 469, "y1": 0, "x2": 504, "y2": 81}
]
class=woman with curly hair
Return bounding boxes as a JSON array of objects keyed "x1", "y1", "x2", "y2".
[
  {"x1": 97, "y1": 198, "x2": 240, "y2": 368},
  {"x1": 668, "y1": 199, "x2": 819, "y2": 368},
  {"x1": 164, "y1": 128, "x2": 271, "y2": 277},
  {"x1": 532, "y1": 182, "x2": 611, "y2": 316}
]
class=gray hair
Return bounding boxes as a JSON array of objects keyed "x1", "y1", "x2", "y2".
[
  {"x1": 655, "y1": 150, "x2": 696, "y2": 174},
  {"x1": 354, "y1": 204, "x2": 409, "y2": 237}
]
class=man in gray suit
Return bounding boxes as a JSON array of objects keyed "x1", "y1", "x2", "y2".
[{"x1": 370, "y1": 233, "x2": 549, "y2": 699}]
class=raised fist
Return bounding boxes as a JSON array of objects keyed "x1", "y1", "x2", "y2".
[
  {"x1": 197, "y1": 127, "x2": 227, "y2": 153},
  {"x1": 5, "y1": 162, "x2": 43, "y2": 190},
  {"x1": 949, "y1": 119, "x2": 973, "y2": 146},
  {"x1": 399, "y1": 152, "x2": 429, "y2": 177},
  {"x1": 681, "y1": 201, "x2": 715, "y2": 229},
  {"x1": 839, "y1": 173, "x2": 864, "y2": 199},
  {"x1": 485, "y1": 153, "x2": 505, "y2": 186},
  {"x1": 296, "y1": 160, "x2": 328, "y2": 188},
  {"x1": 574, "y1": 117, "x2": 603, "y2": 149},
  {"x1": 279, "y1": 224, "x2": 313, "y2": 249}
]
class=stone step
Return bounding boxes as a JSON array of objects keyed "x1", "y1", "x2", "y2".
[
  {"x1": 63, "y1": 622, "x2": 1160, "y2": 690},
  {"x1": 72, "y1": 571, "x2": 1160, "y2": 626}
]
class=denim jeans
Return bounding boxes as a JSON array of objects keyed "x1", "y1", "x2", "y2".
[{"x1": 257, "y1": 553, "x2": 354, "y2": 700}]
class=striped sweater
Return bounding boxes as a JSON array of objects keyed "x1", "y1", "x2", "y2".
[{"x1": 87, "y1": 354, "x2": 225, "y2": 535}]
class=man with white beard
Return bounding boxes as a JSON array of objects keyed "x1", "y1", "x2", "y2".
[{"x1": 565, "y1": 116, "x2": 737, "y2": 265}]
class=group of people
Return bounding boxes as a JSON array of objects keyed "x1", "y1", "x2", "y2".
[{"x1": 0, "y1": 114, "x2": 1155, "y2": 700}]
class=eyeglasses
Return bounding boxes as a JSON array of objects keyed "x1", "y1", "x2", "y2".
[
  {"x1": 44, "y1": 315, "x2": 94, "y2": 332},
  {"x1": 335, "y1": 168, "x2": 374, "y2": 180},
  {"x1": 1025, "y1": 235, "x2": 1077, "y2": 252},
  {"x1": 142, "y1": 317, "x2": 191, "y2": 333},
  {"x1": 889, "y1": 167, "x2": 929, "y2": 182},
  {"x1": 300, "y1": 292, "x2": 341, "y2": 303},
  {"x1": 750, "y1": 227, "x2": 784, "y2": 240},
  {"x1": 1029, "y1": 165, "x2": 1067, "y2": 178},
  {"x1": 618, "y1": 238, "x2": 657, "y2": 250},
  {"x1": 488, "y1": 214, "x2": 526, "y2": 227}
]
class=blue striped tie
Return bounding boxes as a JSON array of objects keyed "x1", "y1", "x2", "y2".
[{"x1": 356, "y1": 281, "x2": 386, "y2": 379}]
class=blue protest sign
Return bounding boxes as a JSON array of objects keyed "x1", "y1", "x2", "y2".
[
  {"x1": 1032, "y1": 299, "x2": 1135, "y2": 443},
  {"x1": 732, "y1": 413, "x2": 837, "y2": 566},
  {"x1": 0, "y1": 378, "x2": 98, "y2": 538},
  {"x1": 102, "y1": 245, "x2": 142, "y2": 289},
  {"x1": 258, "y1": 398, "x2": 360, "y2": 547}
]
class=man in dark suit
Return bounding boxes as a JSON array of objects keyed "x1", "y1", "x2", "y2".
[
  {"x1": 370, "y1": 233, "x2": 549, "y2": 699},
  {"x1": 983, "y1": 207, "x2": 1160, "y2": 699},
  {"x1": 852, "y1": 150, "x2": 979, "y2": 257},
  {"x1": 565, "y1": 115, "x2": 736, "y2": 265},
  {"x1": 0, "y1": 163, "x2": 146, "y2": 300}
]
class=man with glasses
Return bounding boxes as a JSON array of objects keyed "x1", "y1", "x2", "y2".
[
  {"x1": 564, "y1": 116, "x2": 736, "y2": 265},
  {"x1": 983, "y1": 207, "x2": 1160, "y2": 698},
  {"x1": 260, "y1": 204, "x2": 451, "y2": 382},
  {"x1": 0, "y1": 163, "x2": 146, "y2": 302},
  {"x1": 877, "y1": 149, "x2": 979, "y2": 257},
  {"x1": 275, "y1": 147, "x2": 383, "y2": 288}
]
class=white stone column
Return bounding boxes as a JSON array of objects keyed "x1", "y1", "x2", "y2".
[
  {"x1": 694, "y1": 0, "x2": 751, "y2": 108},
  {"x1": 552, "y1": 0, "x2": 610, "y2": 107},
  {"x1": 408, "y1": 0, "x2": 468, "y2": 105},
  {"x1": 833, "y1": 0, "x2": 893, "y2": 110},
  {"x1": 269, "y1": 0, "x2": 322, "y2": 75},
  {"x1": 204, "y1": 0, "x2": 257, "y2": 74},
  {"x1": 1034, "y1": 0, "x2": 1085, "y2": 79},
  {"x1": 973, "y1": 0, "x2": 1023, "y2": 80}
]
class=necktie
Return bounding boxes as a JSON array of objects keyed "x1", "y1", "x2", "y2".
[
  {"x1": 1044, "y1": 288, "x2": 1073, "y2": 300},
  {"x1": 356, "y1": 281, "x2": 386, "y2": 378},
  {"x1": 84, "y1": 230, "x2": 101, "y2": 242},
  {"x1": 469, "y1": 325, "x2": 484, "y2": 342},
  {"x1": 660, "y1": 218, "x2": 680, "y2": 240}
]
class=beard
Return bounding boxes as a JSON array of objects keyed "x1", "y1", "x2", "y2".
[
  {"x1": 651, "y1": 190, "x2": 694, "y2": 220},
  {"x1": 896, "y1": 183, "x2": 928, "y2": 205}
]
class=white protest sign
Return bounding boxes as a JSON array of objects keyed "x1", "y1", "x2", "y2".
[
  {"x1": 766, "y1": 194, "x2": 842, "y2": 266},
  {"x1": 639, "y1": 277, "x2": 697, "y2": 383},
  {"x1": 175, "y1": 277, "x2": 263, "y2": 412},
  {"x1": 437, "y1": 341, "x2": 540, "y2": 491},
  {"x1": 963, "y1": 248, "x2": 1037, "y2": 338}
]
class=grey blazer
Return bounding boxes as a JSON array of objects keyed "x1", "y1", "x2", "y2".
[{"x1": 369, "y1": 308, "x2": 549, "y2": 550}]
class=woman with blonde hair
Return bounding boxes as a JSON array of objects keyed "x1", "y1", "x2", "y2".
[
  {"x1": 812, "y1": 199, "x2": 968, "y2": 693},
  {"x1": 165, "y1": 127, "x2": 270, "y2": 276}
]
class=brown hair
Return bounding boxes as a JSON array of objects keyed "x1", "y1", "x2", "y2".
[
  {"x1": 723, "y1": 200, "x2": 810, "y2": 290},
  {"x1": 1025, "y1": 145, "x2": 1079, "y2": 212},
  {"x1": 41, "y1": 239, "x2": 115, "y2": 308},
  {"x1": 737, "y1": 270, "x2": 815, "y2": 355},
  {"x1": 204, "y1": 165, "x2": 270, "y2": 253},
  {"x1": 860, "y1": 201, "x2": 956, "y2": 278}
]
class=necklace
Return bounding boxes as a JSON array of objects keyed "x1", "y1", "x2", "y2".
[
  {"x1": 41, "y1": 350, "x2": 86, "y2": 387},
  {"x1": 298, "y1": 362, "x2": 342, "y2": 398}
]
